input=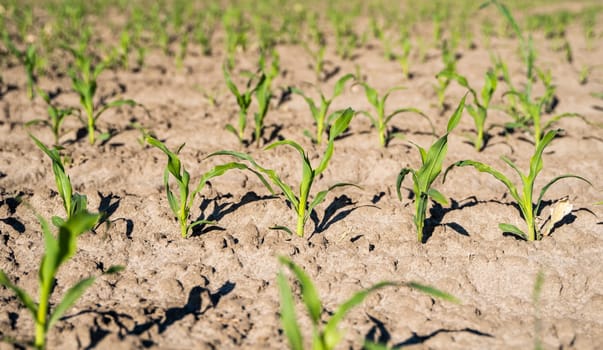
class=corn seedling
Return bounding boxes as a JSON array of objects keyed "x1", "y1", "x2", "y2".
[
  {"x1": 357, "y1": 83, "x2": 433, "y2": 147},
  {"x1": 223, "y1": 64, "x2": 265, "y2": 145},
  {"x1": 0, "y1": 211, "x2": 123, "y2": 350},
  {"x1": 396, "y1": 95, "x2": 465, "y2": 243},
  {"x1": 146, "y1": 136, "x2": 270, "y2": 238},
  {"x1": 437, "y1": 70, "x2": 497, "y2": 151},
  {"x1": 26, "y1": 89, "x2": 78, "y2": 146},
  {"x1": 253, "y1": 51, "x2": 280, "y2": 146},
  {"x1": 443, "y1": 129, "x2": 591, "y2": 241},
  {"x1": 210, "y1": 109, "x2": 356, "y2": 237},
  {"x1": 64, "y1": 45, "x2": 136, "y2": 144},
  {"x1": 3, "y1": 33, "x2": 39, "y2": 100},
  {"x1": 481, "y1": 0, "x2": 536, "y2": 99},
  {"x1": 278, "y1": 256, "x2": 459, "y2": 350},
  {"x1": 398, "y1": 37, "x2": 412, "y2": 79},
  {"x1": 291, "y1": 73, "x2": 354, "y2": 145},
  {"x1": 434, "y1": 41, "x2": 457, "y2": 110},
  {"x1": 31, "y1": 135, "x2": 88, "y2": 227}
]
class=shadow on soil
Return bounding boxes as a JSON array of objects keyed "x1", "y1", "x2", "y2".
[
  {"x1": 95, "y1": 191, "x2": 134, "y2": 238},
  {"x1": 309, "y1": 194, "x2": 377, "y2": 237},
  {"x1": 364, "y1": 314, "x2": 494, "y2": 349},
  {"x1": 66, "y1": 281, "x2": 235, "y2": 349},
  {"x1": 191, "y1": 191, "x2": 276, "y2": 237},
  {"x1": 0, "y1": 192, "x2": 25, "y2": 233}
]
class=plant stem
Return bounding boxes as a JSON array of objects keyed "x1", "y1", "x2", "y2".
[
  {"x1": 297, "y1": 193, "x2": 308, "y2": 237},
  {"x1": 87, "y1": 112, "x2": 95, "y2": 144},
  {"x1": 35, "y1": 287, "x2": 50, "y2": 349}
]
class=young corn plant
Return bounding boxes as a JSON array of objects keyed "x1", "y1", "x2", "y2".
[
  {"x1": 291, "y1": 73, "x2": 355, "y2": 145},
  {"x1": 0, "y1": 211, "x2": 123, "y2": 350},
  {"x1": 357, "y1": 83, "x2": 433, "y2": 147},
  {"x1": 434, "y1": 41, "x2": 458, "y2": 111},
  {"x1": 398, "y1": 37, "x2": 412, "y2": 79},
  {"x1": 31, "y1": 135, "x2": 88, "y2": 227},
  {"x1": 223, "y1": 64, "x2": 265, "y2": 145},
  {"x1": 396, "y1": 96, "x2": 465, "y2": 243},
  {"x1": 26, "y1": 89, "x2": 78, "y2": 146},
  {"x1": 64, "y1": 45, "x2": 136, "y2": 144},
  {"x1": 278, "y1": 256, "x2": 459, "y2": 350},
  {"x1": 253, "y1": 51, "x2": 280, "y2": 147},
  {"x1": 210, "y1": 109, "x2": 356, "y2": 237},
  {"x1": 437, "y1": 70, "x2": 497, "y2": 151},
  {"x1": 146, "y1": 136, "x2": 271, "y2": 238},
  {"x1": 3, "y1": 33, "x2": 39, "y2": 100},
  {"x1": 443, "y1": 129, "x2": 591, "y2": 241}
]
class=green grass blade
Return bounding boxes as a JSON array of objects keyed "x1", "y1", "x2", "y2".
[{"x1": 277, "y1": 271, "x2": 304, "y2": 350}]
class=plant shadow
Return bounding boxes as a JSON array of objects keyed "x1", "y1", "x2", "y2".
[
  {"x1": 190, "y1": 191, "x2": 276, "y2": 237},
  {"x1": 309, "y1": 195, "x2": 377, "y2": 237},
  {"x1": 64, "y1": 282, "x2": 235, "y2": 349},
  {"x1": 364, "y1": 314, "x2": 494, "y2": 349},
  {"x1": 95, "y1": 192, "x2": 134, "y2": 238},
  {"x1": 0, "y1": 192, "x2": 25, "y2": 233}
]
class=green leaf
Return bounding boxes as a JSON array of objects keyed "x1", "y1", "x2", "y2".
[
  {"x1": 360, "y1": 83, "x2": 379, "y2": 108},
  {"x1": 277, "y1": 271, "x2": 304, "y2": 350},
  {"x1": 386, "y1": 108, "x2": 435, "y2": 136},
  {"x1": 323, "y1": 282, "x2": 395, "y2": 349},
  {"x1": 0, "y1": 270, "x2": 38, "y2": 318},
  {"x1": 535, "y1": 175, "x2": 591, "y2": 216},
  {"x1": 499, "y1": 223, "x2": 527, "y2": 240},
  {"x1": 529, "y1": 130, "x2": 558, "y2": 179},
  {"x1": 332, "y1": 74, "x2": 355, "y2": 97},
  {"x1": 162, "y1": 169, "x2": 179, "y2": 217},
  {"x1": 444, "y1": 160, "x2": 521, "y2": 204},
  {"x1": 56, "y1": 212, "x2": 99, "y2": 267},
  {"x1": 447, "y1": 94, "x2": 467, "y2": 133},
  {"x1": 93, "y1": 99, "x2": 136, "y2": 120},
  {"x1": 279, "y1": 257, "x2": 322, "y2": 325},
  {"x1": 270, "y1": 225, "x2": 294, "y2": 235},
  {"x1": 407, "y1": 282, "x2": 460, "y2": 303},
  {"x1": 307, "y1": 183, "x2": 360, "y2": 221},
  {"x1": 146, "y1": 136, "x2": 183, "y2": 181},
  {"x1": 104, "y1": 265, "x2": 125, "y2": 274},
  {"x1": 427, "y1": 188, "x2": 448, "y2": 206},
  {"x1": 328, "y1": 108, "x2": 354, "y2": 141},
  {"x1": 48, "y1": 276, "x2": 96, "y2": 328},
  {"x1": 396, "y1": 168, "x2": 415, "y2": 202}
]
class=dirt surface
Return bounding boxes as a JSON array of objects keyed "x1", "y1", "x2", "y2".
[{"x1": 1, "y1": 6, "x2": 603, "y2": 350}]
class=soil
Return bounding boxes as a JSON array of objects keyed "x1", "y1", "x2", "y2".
[{"x1": 1, "y1": 5, "x2": 603, "y2": 350}]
